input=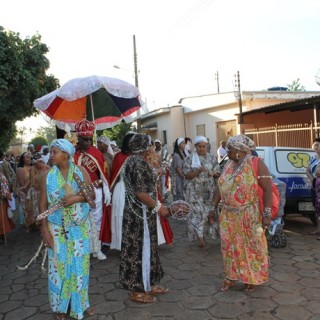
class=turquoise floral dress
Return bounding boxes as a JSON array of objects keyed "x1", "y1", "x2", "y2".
[{"x1": 46, "y1": 164, "x2": 91, "y2": 319}]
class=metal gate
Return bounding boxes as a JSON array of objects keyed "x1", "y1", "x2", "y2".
[{"x1": 244, "y1": 122, "x2": 320, "y2": 148}]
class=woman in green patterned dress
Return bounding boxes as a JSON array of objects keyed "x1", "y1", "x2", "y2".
[{"x1": 39, "y1": 139, "x2": 95, "y2": 320}]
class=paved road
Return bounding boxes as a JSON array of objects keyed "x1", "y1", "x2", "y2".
[{"x1": 0, "y1": 214, "x2": 319, "y2": 320}]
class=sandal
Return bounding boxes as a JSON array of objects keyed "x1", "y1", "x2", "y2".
[
  {"x1": 53, "y1": 314, "x2": 66, "y2": 320},
  {"x1": 244, "y1": 284, "x2": 256, "y2": 292},
  {"x1": 308, "y1": 230, "x2": 320, "y2": 235},
  {"x1": 220, "y1": 279, "x2": 234, "y2": 291},
  {"x1": 85, "y1": 306, "x2": 95, "y2": 316},
  {"x1": 149, "y1": 285, "x2": 169, "y2": 295},
  {"x1": 129, "y1": 292, "x2": 157, "y2": 303}
]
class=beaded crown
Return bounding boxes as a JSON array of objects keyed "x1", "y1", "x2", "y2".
[{"x1": 75, "y1": 118, "x2": 95, "y2": 137}]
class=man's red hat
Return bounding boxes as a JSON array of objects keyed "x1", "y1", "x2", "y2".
[{"x1": 75, "y1": 117, "x2": 95, "y2": 137}]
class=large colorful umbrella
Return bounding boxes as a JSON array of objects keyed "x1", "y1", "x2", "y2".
[{"x1": 34, "y1": 75, "x2": 143, "y2": 130}]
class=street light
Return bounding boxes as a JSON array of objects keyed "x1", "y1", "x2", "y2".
[
  {"x1": 113, "y1": 35, "x2": 141, "y2": 131},
  {"x1": 214, "y1": 71, "x2": 220, "y2": 93}
]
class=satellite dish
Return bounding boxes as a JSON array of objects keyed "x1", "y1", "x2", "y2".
[{"x1": 316, "y1": 68, "x2": 320, "y2": 86}]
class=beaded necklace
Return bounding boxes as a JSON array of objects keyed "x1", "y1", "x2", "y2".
[
  {"x1": 230, "y1": 154, "x2": 250, "y2": 178},
  {"x1": 123, "y1": 155, "x2": 158, "y2": 220}
]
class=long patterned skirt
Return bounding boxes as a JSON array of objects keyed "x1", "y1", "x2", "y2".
[
  {"x1": 47, "y1": 219, "x2": 91, "y2": 319},
  {"x1": 219, "y1": 205, "x2": 269, "y2": 285}
]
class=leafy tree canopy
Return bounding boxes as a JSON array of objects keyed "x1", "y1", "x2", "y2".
[
  {"x1": 30, "y1": 136, "x2": 48, "y2": 151},
  {"x1": 0, "y1": 26, "x2": 59, "y2": 151},
  {"x1": 98, "y1": 121, "x2": 135, "y2": 147},
  {"x1": 287, "y1": 78, "x2": 306, "y2": 91},
  {"x1": 36, "y1": 125, "x2": 56, "y2": 145}
]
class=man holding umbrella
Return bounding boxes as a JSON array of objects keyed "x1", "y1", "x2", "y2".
[{"x1": 74, "y1": 118, "x2": 111, "y2": 260}]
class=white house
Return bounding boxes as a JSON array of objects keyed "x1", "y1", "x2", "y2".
[{"x1": 140, "y1": 90, "x2": 320, "y2": 155}]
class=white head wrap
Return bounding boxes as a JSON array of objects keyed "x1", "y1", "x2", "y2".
[
  {"x1": 177, "y1": 138, "x2": 184, "y2": 146},
  {"x1": 191, "y1": 136, "x2": 208, "y2": 168},
  {"x1": 194, "y1": 136, "x2": 208, "y2": 145},
  {"x1": 40, "y1": 145, "x2": 49, "y2": 153},
  {"x1": 97, "y1": 136, "x2": 114, "y2": 156},
  {"x1": 227, "y1": 134, "x2": 255, "y2": 153},
  {"x1": 97, "y1": 136, "x2": 110, "y2": 145},
  {"x1": 191, "y1": 152, "x2": 201, "y2": 168}
]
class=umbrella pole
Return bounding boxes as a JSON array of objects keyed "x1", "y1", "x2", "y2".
[{"x1": 89, "y1": 94, "x2": 97, "y2": 141}]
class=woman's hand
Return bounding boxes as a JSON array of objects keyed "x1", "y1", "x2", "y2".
[
  {"x1": 159, "y1": 206, "x2": 170, "y2": 218},
  {"x1": 208, "y1": 210, "x2": 215, "y2": 225},
  {"x1": 5, "y1": 192, "x2": 12, "y2": 200},
  {"x1": 198, "y1": 166, "x2": 207, "y2": 173},
  {"x1": 61, "y1": 195, "x2": 78, "y2": 207},
  {"x1": 262, "y1": 216, "x2": 271, "y2": 229},
  {"x1": 40, "y1": 224, "x2": 54, "y2": 248}
]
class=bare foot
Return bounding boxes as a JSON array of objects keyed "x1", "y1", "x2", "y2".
[{"x1": 198, "y1": 238, "x2": 205, "y2": 247}]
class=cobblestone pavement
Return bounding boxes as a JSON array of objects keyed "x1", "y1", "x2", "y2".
[{"x1": 0, "y1": 213, "x2": 319, "y2": 320}]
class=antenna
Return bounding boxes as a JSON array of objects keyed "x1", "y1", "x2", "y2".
[{"x1": 316, "y1": 68, "x2": 320, "y2": 86}]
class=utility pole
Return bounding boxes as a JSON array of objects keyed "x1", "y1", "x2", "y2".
[
  {"x1": 133, "y1": 35, "x2": 141, "y2": 131},
  {"x1": 234, "y1": 71, "x2": 243, "y2": 124},
  {"x1": 214, "y1": 71, "x2": 220, "y2": 93},
  {"x1": 133, "y1": 35, "x2": 139, "y2": 88}
]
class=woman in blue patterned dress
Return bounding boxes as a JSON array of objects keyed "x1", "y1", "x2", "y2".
[{"x1": 39, "y1": 139, "x2": 95, "y2": 320}]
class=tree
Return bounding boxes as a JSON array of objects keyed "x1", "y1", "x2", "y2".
[
  {"x1": 30, "y1": 136, "x2": 48, "y2": 151},
  {"x1": 287, "y1": 78, "x2": 306, "y2": 91},
  {"x1": 0, "y1": 26, "x2": 59, "y2": 151},
  {"x1": 99, "y1": 121, "x2": 135, "y2": 147},
  {"x1": 36, "y1": 125, "x2": 56, "y2": 145}
]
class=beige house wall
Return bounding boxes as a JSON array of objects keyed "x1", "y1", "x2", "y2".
[{"x1": 140, "y1": 91, "x2": 320, "y2": 156}]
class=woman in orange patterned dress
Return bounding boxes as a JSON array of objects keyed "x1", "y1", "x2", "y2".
[
  {"x1": 0, "y1": 172, "x2": 15, "y2": 238},
  {"x1": 209, "y1": 135, "x2": 272, "y2": 292}
]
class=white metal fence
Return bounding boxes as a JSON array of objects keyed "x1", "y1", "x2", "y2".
[{"x1": 244, "y1": 122, "x2": 320, "y2": 148}]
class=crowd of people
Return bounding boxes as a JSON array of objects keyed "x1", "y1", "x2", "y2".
[{"x1": 0, "y1": 129, "x2": 278, "y2": 318}]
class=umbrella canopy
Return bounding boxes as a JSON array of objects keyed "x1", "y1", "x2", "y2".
[{"x1": 34, "y1": 75, "x2": 143, "y2": 130}]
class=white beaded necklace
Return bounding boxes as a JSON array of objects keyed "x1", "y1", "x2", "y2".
[{"x1": 229, "y1": 154, "x2": 250, "y2": 179}]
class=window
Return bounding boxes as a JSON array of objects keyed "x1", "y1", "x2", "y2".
[
  {"x1": 196, "y1": 124, "x2": 206, "y2": 137},
  {"x1": 162, "y1": 130, "x2": 167, "y2": 145}
]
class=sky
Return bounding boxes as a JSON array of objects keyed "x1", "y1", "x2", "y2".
[{"x1": 2, "y1": 0, "x2": 320, "y2": 133}]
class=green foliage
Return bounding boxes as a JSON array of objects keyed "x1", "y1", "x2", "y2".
[
  {"x1": 36, "y1": 125, "x2": 56, "y2": 144},
  {"x1": 0, "y1": 26, "x2": 60, "y2": 150},
  {"x1": 98, "y1": 121, "x2": 135, "y2": 147},
  {"x1": 287, "y1": 78, "x2": 306, "y2": 91},
  {"x1": 30, "y1": 136, "x2": 48, "y2": 150}
]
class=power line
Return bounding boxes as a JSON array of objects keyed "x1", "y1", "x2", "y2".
[{"x1": 165, "y1": 0, "x2": 215, "y2": 34}]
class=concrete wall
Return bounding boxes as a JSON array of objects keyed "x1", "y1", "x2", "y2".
[{"x1": 141, "y1": 91, "x2": 320, "y2": 157}]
